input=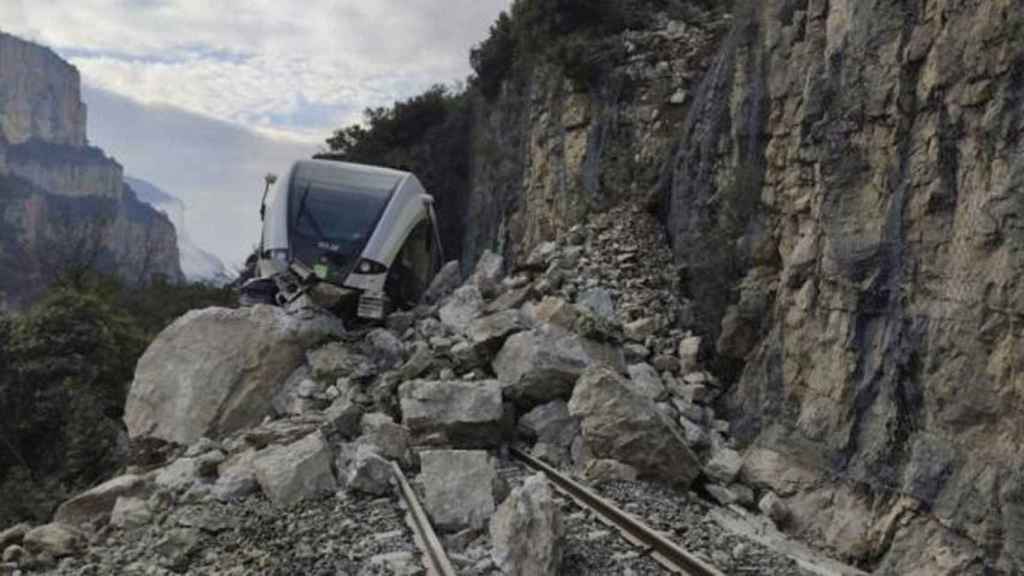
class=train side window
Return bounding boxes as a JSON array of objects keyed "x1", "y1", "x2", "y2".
[{"x1": 387, "y1": 219, "x2": 433, "y2": 307}]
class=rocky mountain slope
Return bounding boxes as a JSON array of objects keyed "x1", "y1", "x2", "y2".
[
  {"x1": 0, "y1": 32, "x2": 182, "y2": 308},
  {"x1": 1, "y1": 209, "x2": 860, "y2": 576},
  {"x1": 126, "y1": 177, "x2": 231, "y2": 285},
  {"x1": 444, "y1": 2, "x2": 1023, "y2": 574}
]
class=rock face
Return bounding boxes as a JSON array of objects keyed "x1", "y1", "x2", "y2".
[
  {"x1": 490, "y1": 474, "x2": 562, "y2": 576},
  {"x1": 0, "y1": 32, "x2": 86, "y2": 146},
  {"x1": 125, "y1": 306, "x2": 343, "y2": 445},
  {"x1": 0, "y1": 32, "x2": 183, "y2": 309},
  {"x1": 652, "y1": 2, "x2": 1024, "y2": 572},
  {"x1": 451, "y1": 1, "x2": 1024, "y2": 571},
  {"x1": 569, "y1": 367, "x2": 700, "y2": 488}
]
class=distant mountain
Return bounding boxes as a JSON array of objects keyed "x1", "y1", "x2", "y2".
[{"x1": 126, "y1": 176, "x2": 231, "y2": 285}]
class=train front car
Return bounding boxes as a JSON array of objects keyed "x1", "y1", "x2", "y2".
[{"x1": 248, "y1": 159, "x2": 443, "y2": 320}]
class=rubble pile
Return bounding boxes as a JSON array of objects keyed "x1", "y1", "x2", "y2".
[{"x1": 2, "y1": 205, "x2": 841, "y2": 576}]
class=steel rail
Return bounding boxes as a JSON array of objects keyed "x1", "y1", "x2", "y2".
[
  {"x1": 510, "y1": 447, "x2": 725, "y2": 576},
  {"x1": 391, "y1": 462, "x2": 458, "y2": 576}
]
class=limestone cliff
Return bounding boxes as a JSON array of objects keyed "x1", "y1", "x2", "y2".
[
  {"x1": 0, "y1": 31, "x2": 182, "y2": 307},
  {"x1": 461, "y1": 2, "x2": 1024, "y2": 574},
  {"x1": 0, "y1": 32, "x2": 87, "y2": 147}
]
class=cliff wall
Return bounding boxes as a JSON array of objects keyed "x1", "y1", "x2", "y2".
[
  {"x1": 0, "y1": 31, "x2": 87, "y2": 147},
  {"x1": 0, "y1": 31, "x2": 182, "y2": 306},
  {"x1": 461, "y1": 1, "x2": 1024, "y2": 573}
]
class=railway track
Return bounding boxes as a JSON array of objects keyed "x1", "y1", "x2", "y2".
[
  {"x1": 510, "y1": 447, "x2": 726, "y2": 576},
  {"x1": 391, "y1": 462, "x2": 458, "y2": 576}
]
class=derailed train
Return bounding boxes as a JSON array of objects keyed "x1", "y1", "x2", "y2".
[{"x1": 240, "y1": 159, "x2": 444, "y2": 320}]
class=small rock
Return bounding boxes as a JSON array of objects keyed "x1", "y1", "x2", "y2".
[
  {"x1": 705, "y1": 447, "x2": 743, "y2": 484},
  {"x1": 366, "y1": 328, "x2": 404, "y2": 369},
  {"x1": 525, "y1": 241, "x2": 558, "y2": 269},
  {"x1": 346, "y1": 446, "x2": 393, "y2": 496},
  {"x1": 1, "y1": 545, "x2": 24, "y2": 564},
  {"x1": 470, "y1": 250, "x2": 505, "y2": 298},
  {"x1": 678, "y1": 417, "x2": 710, "y2": 449},
  {"x1": 386, "y1": 310, "x2": 417, "y2": 334},
  {"x1": 23, "y1": 524, "x2": 84, "y2": 559},
  {"x1": 652, "y1": 354, "x2": 679, "y2": 373},
  {"x1": 252, "y1": 431, "x2": 335, "y2": 507},
  {"x1": 308, "y1": 342, "x2": 375, "y2": 382},
  {"x1": 705, "y1": 484, "x2": 737, "y2": 506},
  {"x1": 109, "y1": 497, "x2": 152, "y2": 530},
  {"x1": 398, "y1": 341, "x2": 434, "y2": 381},
  {"x1": 0, "y1": 525, "x2": 29, "y2": 550},
  {"x1": 53, "y1": 474, "x2": 150, "y2": 528},
  {"x1": 419, "y1": 450, "x2": 496, "y2": 532},
  {"x1": 154, "y1": 528, "x2": 199, "y2": 571},
  {"x1": 531, "y1": 443, "x2": 569, "y2": 467},
  {"x1": 577, "y1": 287, "x2": 616, "y2": 322},
  {"x1": 324, "y1": 395, "x2": 364, "y2": 439},
  {"x1": 439, "y1": 285, "x2": 484, "y2": 333},
  {"x1": 759, "y1": 492, "x2": 790, "y2": 526},
  {"x1": 623, "y1": 343, "x2": 650, "y2": 363},
  {"x1": 367, "y1": 551, "x2": 421, "y2": 575},
  {"x1": 623, "y1": 317, "x2": 657, "y2": 342},
  {"x1": 625, "y1": 363, "x2": 667, "y2": 401},
  {"x1": 184, "y1": 437, "x2": 220, "y2": 458},
  {"x1": 467, "y1": 310, "x2": 527, "y2": 352},
  {"x1": 399, "y1": 379, "x2": 504, "y2": 447},
  {"x1": 212, "y1": 450, "x2": 259, "y2": 502},
  {"x1": 517, "y1": 400, "x2": 580, "y2": 449},
  {"x1": 490, "y1": 474, "x2": 562, "y2": 576},
  {"x1": 678, "y1": 336, "x2": 701, "y2": 373},
  {"x1": 424, "y1": 260, "x2": 462, "y2": 304},
  {"x1": 359, "y1": 413, "x2": 411, "y2": 463},
  {"x1": 154, "y1": 458, "x2": 203, "y2": 493},
  {"x1": 731, "y1": 483, "x2": 756, "y2": 507},
  {"x1": 531, "y1": 297, "x2": 579, "y2": 331},
  {"x1": 583, "y1": 459, "x2": 639, "y2": 485}
]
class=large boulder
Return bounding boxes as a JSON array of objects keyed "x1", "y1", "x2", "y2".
[
  {"x1": 490, "y1": 474, "x2": 562, "y2": 575},
  {"x1": 418, "y1": 450, "x2": 495, "y2": 532},
  {"x1": 398, "y1": 379, "x2": 504, "y2": 446},
  {"x1": 125, "y1": 306, "x2": 342, "y2": 445},
  {"x1": 53, "y1": 474, "x2": 150, "y2": 528},
  {"x1": 252, "y1": 431, "x2": 336, "y2": 507},
  {"x1": 493, "y1": 325, "x2": 624, "y2": 405},
  {"x1": 568, "y1": 367, "x2": 700, "y2": 487}
]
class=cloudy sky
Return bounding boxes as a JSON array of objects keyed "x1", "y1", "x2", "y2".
[{"x1": 0, "y1": 0, "x2": 509, "y2": 269}]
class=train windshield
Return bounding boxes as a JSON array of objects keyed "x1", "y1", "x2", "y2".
[{"x1": 288, "y1": 170, "x2": 400, "y2": 271}]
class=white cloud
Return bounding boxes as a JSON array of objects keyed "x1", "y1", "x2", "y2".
[
  {"x1": 1, "y1": 0, "x2": 511, "y2": 141},
  {"x1": 82, "y1": 84, "x2": 316, "y2": 268}
]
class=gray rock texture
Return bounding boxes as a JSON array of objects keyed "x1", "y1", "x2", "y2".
[
  {"x1": 252, "y1": 431, "x2": 336, "y2": 507},
  {"x1": 569, "y1": 366, "x2": 700, "y2": 487},
  {"x1": 490, "y1": 474, "x2": 562, "y2": 576},
  {"x1": 398, "y1": 379, "x2": 504, "y2": 446},
  {"x1": 125, "y1": 306, "x2": 342, "y2": 445}
]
